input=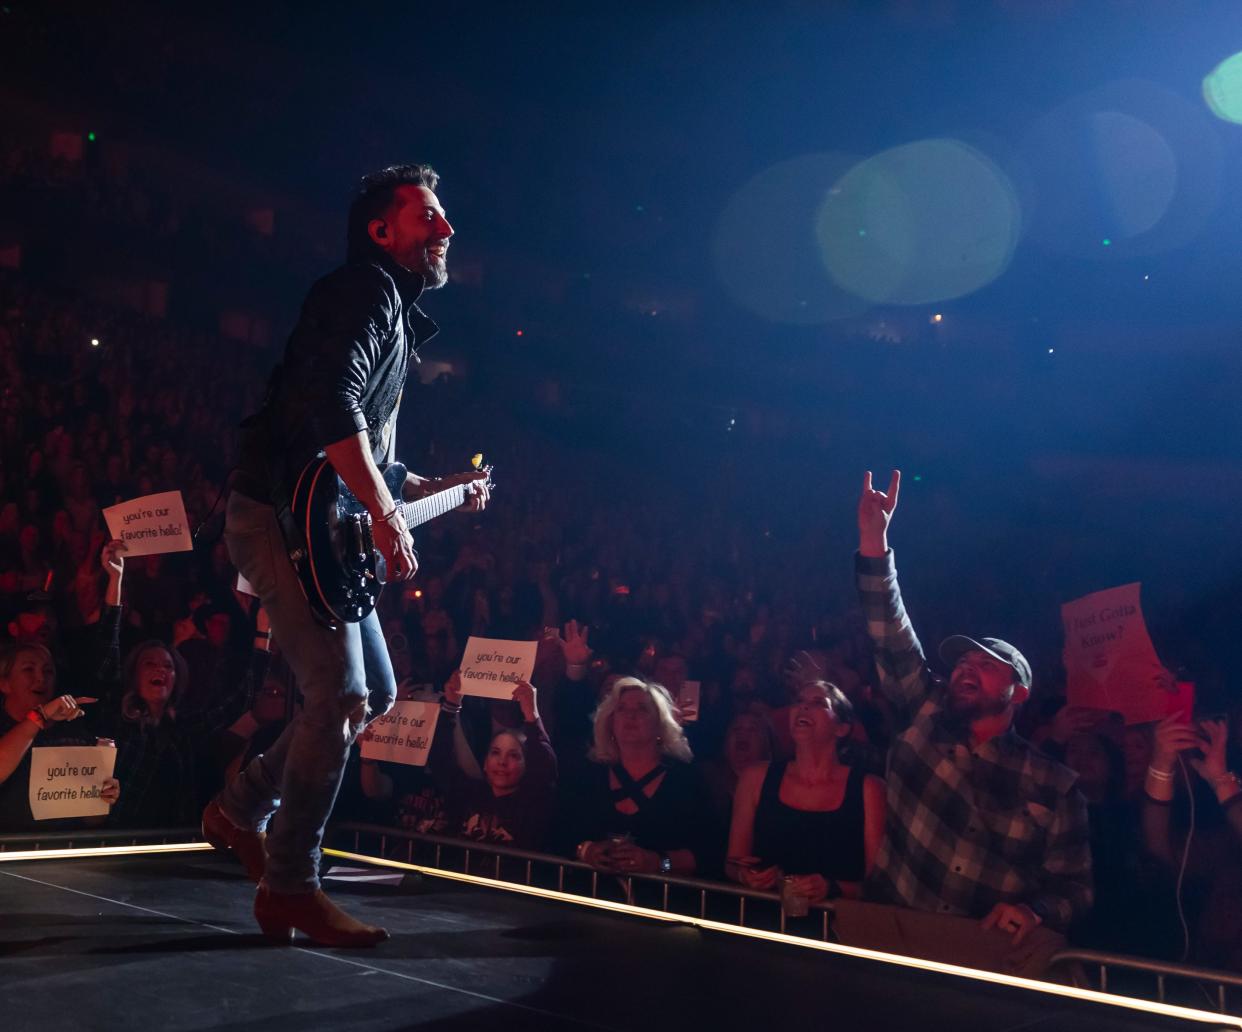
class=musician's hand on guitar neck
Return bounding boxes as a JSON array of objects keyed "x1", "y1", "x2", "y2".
[
  {"x1": 444, "y1": 471, "x2": 490, "y2": 513},
  {"x1": 403, "y1": 471, "x2": 490, "y2": 513},
  {"x1": 372, "y1": 512, "x2": 418, "y2": 582}
]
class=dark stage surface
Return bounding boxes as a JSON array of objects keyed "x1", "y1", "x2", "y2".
[{"x1": 0, "y1": 852, "x2": 1232, "y2": 1032}]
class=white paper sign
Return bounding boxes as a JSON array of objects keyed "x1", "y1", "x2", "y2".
[
  {"x1": 103, "y1": 490, "x2": 194, "y2": 557},
  {"x1": 678, "y1": 680, "x2": 701, "y2": 723},
  {"x1": 359, "y1": 701, "x2": 440, "y2": 766},
  {"x1": 235, "y1": 571, "x2": 258, "y2": 597},
  {"x1": 29, "y1": 745, "x2": 117, "y2": 820},
  {"x1": 458, "y1": 636, "x2": 537, "y2": 700}
]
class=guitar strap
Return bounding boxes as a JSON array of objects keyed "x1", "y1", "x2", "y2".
[{"x1": 381, "y1": 389, "x2": 402, "y2": 466}]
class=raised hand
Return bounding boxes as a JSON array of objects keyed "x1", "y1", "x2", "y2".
[
  {"x1": 560, "y1": 620, "x2": 592, "y2": 666},
  {"x1": 858, "y1": 470, "x2": 901, "y2": 557},
  {"x1": 443, "y1": 670, "x2": 464, "y2": 708},
  {"x1": 512, "y1": 680, "x2": 539, "y2": 723},
  {"x1": 100, "y1": 539, "x2": 127, "y2": 578}
]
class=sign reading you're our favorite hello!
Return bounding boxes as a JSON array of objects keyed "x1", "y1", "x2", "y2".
[
  {"x1": 458, "y1": 636, "x2": 537, "y2": 700},
  {"x1": 29, "y1": 745, "x2": 117, "y2": 820},
  {"x1": 103, "y1": 490, "x2": 194, "y2": 557}
]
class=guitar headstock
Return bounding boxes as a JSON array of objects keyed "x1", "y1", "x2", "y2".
[{"x1": 470, "y1": 454, "x2": 495, "y2": 493}]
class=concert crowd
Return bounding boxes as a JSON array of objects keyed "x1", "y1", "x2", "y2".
[{"x1": 2, "y1": 143, "x2": 1241, "y2": 979}]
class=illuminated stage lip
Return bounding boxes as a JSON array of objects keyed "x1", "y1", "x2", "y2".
[
  {"x1": 3, "y1": 841, "x2": 1237, "y2": 1027},
  {"x1": 0, "y1": 841, "x2": 214, "y2": 863},
  {"x1": 318, "y1": 848, "x2": 1241, "y2": 1029}
]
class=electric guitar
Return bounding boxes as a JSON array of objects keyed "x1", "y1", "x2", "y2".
[{"x1": 285, "y1": 455, "x2": 493, "y2": 628}]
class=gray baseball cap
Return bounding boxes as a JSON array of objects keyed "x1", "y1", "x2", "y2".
[{"x1": 939, "y1": 635, "x2": 1032, "y2": 689}]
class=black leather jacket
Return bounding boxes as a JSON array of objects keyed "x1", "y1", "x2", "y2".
[{"x1": 236, "y1": 249, "x2": 439, "y2": 505}]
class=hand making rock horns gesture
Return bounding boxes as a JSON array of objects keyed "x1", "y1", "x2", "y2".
[{"x1": 858, "y1": 469, "x2": 901, "y2": 557}]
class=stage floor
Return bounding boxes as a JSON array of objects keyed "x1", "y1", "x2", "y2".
[{"x1": 0, "y1": 851, "x2": 1229, "y2": 1032}]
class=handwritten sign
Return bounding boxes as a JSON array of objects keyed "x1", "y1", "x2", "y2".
[
  {"x1": 678, "y1": 680, "x2": 701, "y2": 723},
  {"x1": 359, "y1": 701, "x2": 440, "y2": 766},
  {"x1": 459, "y1": 636, "x2": 537, "y2": 700},
  {"x1": 29, "y1": 745, "x2": 117, "y2": 820},
  {"x1": 1061, "y1": 583, "x2": 1170, "y2": 725},
  {"x1": 103, "y1": 490, "x2": 193, "y2": 557}
]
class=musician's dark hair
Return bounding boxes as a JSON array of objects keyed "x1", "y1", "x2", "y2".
[{"x1": 347, "y1": 164, "x2": 441, "y2": 257}]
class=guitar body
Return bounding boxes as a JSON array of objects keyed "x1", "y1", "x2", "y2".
[{"x1": 287, "y1": 457, "x2": 408, "y2": 628}]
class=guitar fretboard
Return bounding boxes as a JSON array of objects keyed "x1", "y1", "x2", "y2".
[{"x1": 398, "y1": 484, "x2": 470, "y2": 530}]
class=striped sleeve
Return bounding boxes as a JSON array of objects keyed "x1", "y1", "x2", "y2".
[{"x1": 854, "y1": 550, "x2": 932, "y2": 720}]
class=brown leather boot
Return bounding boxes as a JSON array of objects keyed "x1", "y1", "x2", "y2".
[
  {"x1": 201, "y1": 799, "x2": 267, "y2": 882},
  {"x1": 254, "y1": 882, "x2": 390, "y2": 947}
]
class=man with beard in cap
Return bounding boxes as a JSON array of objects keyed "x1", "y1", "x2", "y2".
[{"x1": 845, "y1": 470, "x2": 1091, "y2": 977}]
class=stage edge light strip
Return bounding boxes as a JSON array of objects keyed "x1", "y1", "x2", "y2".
[
  {"x1": 323, "y1": 847, "x2": 1242, "y2": 1027},
  {"x1": 0, "y1": 842, "x2": 213, "y2": 862}
]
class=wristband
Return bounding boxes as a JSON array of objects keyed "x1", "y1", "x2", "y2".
[
  {"x1": 1146, "y1": 765, "x2": 1175, "y2": 782},
  {"x1": 25, "y1": 707, "x2": 47, "y2": 730},
  {"x1": 1211, "y1": 772, "x2": 1241, "y2": 791},
  {"x1": 377, "y1": 505, "x2": 400, "y2": 523},
  {"x1": 440, "y1": 699, "x2": 462, "y2": 715}
]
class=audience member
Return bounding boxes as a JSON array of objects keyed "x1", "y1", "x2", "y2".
[
  {"x1": 559, "y1": 676, "x2": 720, "y2": 878},
  {"x1": 427, "y1": 672, "x2": 557, "y2": 847},
  {"x1": 0, "y1": 642, "x2": 120, "y2": 830},
  {"x1": 844, "y1": 470, "x2": 1090, "y2": 977},
  {"x1": 1142, "y1": 714, "x2": 1242, "y2": 969},
  {"x1": 726, "y1": 680, "x2": 885, "y2": 901},
  {"x1": 93, "y1": 540, "x2": 269, "y2": 828}
]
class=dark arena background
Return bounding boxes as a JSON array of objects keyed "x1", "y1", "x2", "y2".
[{"x1": 4, "y1": 3, "x2": 1242, "y2": 1030}]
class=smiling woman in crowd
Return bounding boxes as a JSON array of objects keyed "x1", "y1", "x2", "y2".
[
  {"x1": 93, "y1": 540, "x2": 269, "y2": 829},
  {"x1": 0, "y1": 641, "x2": 120, "y2": 830},
  {"x1": 425, "y1": 670, "x2": 558, "y2": 848},
  {"x1": 726, "y1": 680, "x2": 886, "y2": 902}
]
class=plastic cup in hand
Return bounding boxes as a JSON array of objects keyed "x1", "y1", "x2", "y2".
[{"x1": 781, "y1": 875, "x2": 810, "y2": 917}]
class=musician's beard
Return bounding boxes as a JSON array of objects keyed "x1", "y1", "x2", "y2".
[{"x1": 418, "y1": 248, "x2": 448, "y2": 289}]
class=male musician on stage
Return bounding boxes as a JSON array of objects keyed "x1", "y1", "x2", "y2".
[{"x1": 203, "y1": 164, "x2": 489, "y2": 946}]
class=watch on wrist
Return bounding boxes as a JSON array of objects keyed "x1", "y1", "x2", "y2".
[{"x1": 659, "y1": 855, "x2": 672, "y2": 875}]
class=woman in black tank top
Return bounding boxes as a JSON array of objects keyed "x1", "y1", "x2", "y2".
[{"x1": 726, "y1": 681, "x2": 885, "y2": 901}]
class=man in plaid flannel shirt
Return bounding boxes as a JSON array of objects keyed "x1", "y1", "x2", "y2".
[{"x1": 854, "y1": 470, "x2": 1092, "y2": 947}]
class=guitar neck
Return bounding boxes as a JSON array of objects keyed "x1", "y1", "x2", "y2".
[{"x1": 399, "y1": 483, "x2": 470, "y2": 530}]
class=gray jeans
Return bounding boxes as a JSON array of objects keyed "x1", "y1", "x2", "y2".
[{"x1": 217, "y1": 491, "x2": 396, "y2": 892}]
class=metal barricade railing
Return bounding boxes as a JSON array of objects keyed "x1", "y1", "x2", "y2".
[
  {"x1": 335, "y1": 822, "x2": 1242, "y2": 1015},
  {"x1": 1048, "y1": 949, "x2": 1242, "y2": 1015},
  {"x1": 332, "y1": 822, "x2": 836, "y2": 940}
]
